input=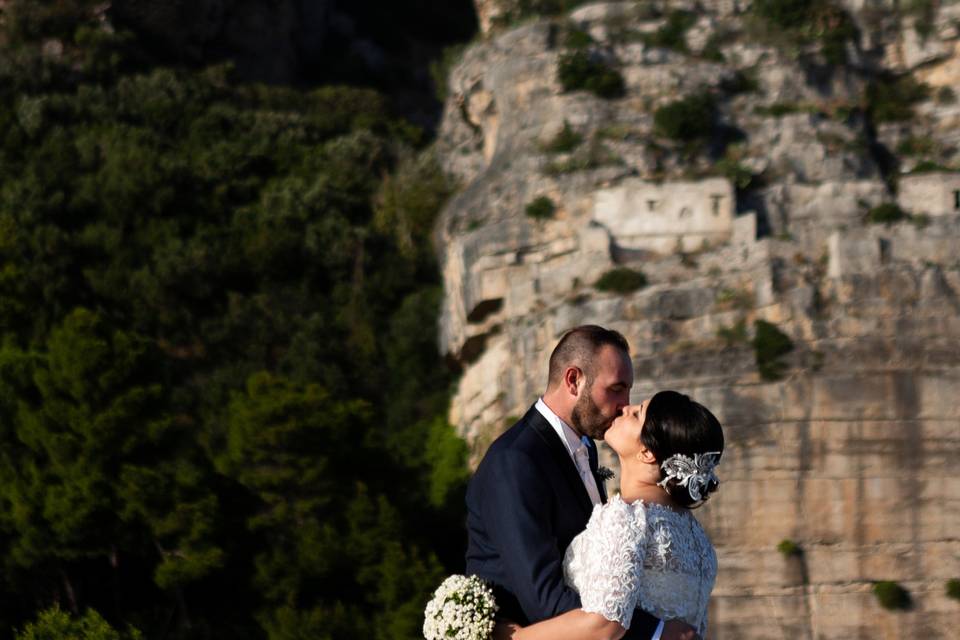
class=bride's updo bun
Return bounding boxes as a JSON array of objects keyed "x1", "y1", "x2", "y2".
[{"x1": 639, "y1": 390, "x2": 724, "y2": 508}]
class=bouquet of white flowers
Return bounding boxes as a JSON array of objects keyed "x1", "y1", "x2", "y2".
[{"x1": 423, "y1": 574, "x2": 498, "y2": 640}]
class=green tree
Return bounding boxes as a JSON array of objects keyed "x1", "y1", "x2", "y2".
[
  {"x1": 16, "y1": 607, "x2": 141, "y2": 640},
  {"x1": 0, "y1": 309, "x2": 223, "y2": 629},
  {"x1": 217, "y1": 373, "x2": 446, "y2": 640},
  {"x1": 0, "y1": 5, "x2": 469, "y2": 636}
]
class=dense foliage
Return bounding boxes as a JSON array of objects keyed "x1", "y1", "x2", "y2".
[{"x1": 0, "y1": 1, "x2": 470, "y2": 638}]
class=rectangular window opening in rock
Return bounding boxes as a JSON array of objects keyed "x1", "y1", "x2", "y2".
[
  {"x1": 711, "y1": 195, "x2": 723, "y2": 216},
  {"x1": 879, "y1": 238, "x2": 891, "y2": 264},
  {"x1": 954, "y1": 189, "x2": 960, "y2": 210},
  {"x1": 647, "y1": 199, "x2": 658, "y2": 211}
]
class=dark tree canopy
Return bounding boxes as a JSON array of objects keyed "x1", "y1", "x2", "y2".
[{"x1": 0, "y1": 1, "x2": 473, "y2": 638}]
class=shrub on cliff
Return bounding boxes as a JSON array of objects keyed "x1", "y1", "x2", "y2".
[
  {"x1": 753, "y1": 320, "x2": 794, "y2": 380},
  {"x1": 753, "y1": 0, "x2": 814, "y2": 29},
  {"x1": 653, "y1": 92, "x2": 716, "y2": 142},
  {"x1": 594, "y1": 268, "x2": 648, "y2": 293},
  {"x1": 643, "y1": 10, "x2": 696, "y2": 52},
  {"x1": 867, "y1": 203, "x2": 906, "y2": 225},
  {"x1": 867, "y1": 76, "x2": 930, "y2": 123},
  {"x1": 752, "y1": 0, "x2": 857, "y2": 65},
  {"x1": 776, "y1": 539, "x2": 803, "y2": 558},
  {"x1": 563, "y1": 26, "x2": 594, "y2": 49},
  {"x1": 542, "y1": 120, "x2": 583, "y2": 153},
  {"x1": 525, "y1": 196, "x2": 557, "y2": 220},
  {"x1": 947, "y1": 578, "x2": 960, "y2": 600},
  {"x1": 872, "y1": 581, "x2": 912, "y2": 610},
  {"x1": 717, "y1": 319, "x2": 749, "y2": 347},
  {"x1": 557, "y1": 50, "x2": 625, "y2": 99}
]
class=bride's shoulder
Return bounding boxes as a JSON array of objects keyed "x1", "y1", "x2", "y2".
[
  {"x1": 589, "y1": 495, "x2": 648, "y2": 531},
  {"x1": 603, "y1": 493, "x2": 663, "y2": 513},
  {"x1": 599, "y1": 494, "x2": 693, "y2": 525}
]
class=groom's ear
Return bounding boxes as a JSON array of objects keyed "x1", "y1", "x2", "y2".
[{"x1": 563, "y1": 366, "x2": 583, "y2": 396}]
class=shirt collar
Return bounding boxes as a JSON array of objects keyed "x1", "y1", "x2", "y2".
[{"x1": 535, "y1": 397, "x2": 585, "y2": 459}]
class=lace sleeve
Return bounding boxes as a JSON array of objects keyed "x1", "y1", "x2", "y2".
[{"x1": 576, "y1": 498, "x2": 647, "y2": 629}]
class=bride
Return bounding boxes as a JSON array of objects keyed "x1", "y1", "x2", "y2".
[{"x1": 497, "y1": 390, "x2": 724, "y2": 640}]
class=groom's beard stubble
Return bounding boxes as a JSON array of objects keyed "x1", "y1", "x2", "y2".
[{"x1": 571, "y1": 388, "x2": 611, "y2": 441}]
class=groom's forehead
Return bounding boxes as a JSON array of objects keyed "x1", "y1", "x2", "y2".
[{"x1": 592, "y1": 345, "x2": 633, "y2": 382}]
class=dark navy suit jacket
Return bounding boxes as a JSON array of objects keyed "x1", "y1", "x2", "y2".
[{"x1": 465, "y1": 405, "x2": 659, "y2": 637}]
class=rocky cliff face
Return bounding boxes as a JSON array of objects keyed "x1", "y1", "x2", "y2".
[{"x1": 435, "y1": 2, "x2": 960, "y2": 637}]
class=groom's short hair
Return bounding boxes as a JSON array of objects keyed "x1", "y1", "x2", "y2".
[{"x1": 547, "y1": 325, "x2": 629, "y2": 389}]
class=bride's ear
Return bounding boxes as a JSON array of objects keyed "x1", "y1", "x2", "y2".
[{"x1": 636, "y1": 445, "x2": 657, "y2": 465}]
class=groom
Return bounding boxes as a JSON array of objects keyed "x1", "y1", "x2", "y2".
[{"x1": 465, "y1": 325, "x2": 699, "y2": 640}]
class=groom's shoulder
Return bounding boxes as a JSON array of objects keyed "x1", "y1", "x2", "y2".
[
  {"x1": 470, "y1": 406, "x2": 553, "y2": 493},
  {"x1": 484, "y1": 406, "x2": 546, "y2": 457}
]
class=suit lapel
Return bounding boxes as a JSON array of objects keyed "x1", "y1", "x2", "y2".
[{"x1": 526, "y1": 408, "x2": 594, "y2": 519}]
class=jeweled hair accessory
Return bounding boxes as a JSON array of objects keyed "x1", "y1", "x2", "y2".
[{"x1": 657, "y1": 451, "x2": 721, "y2": 502}]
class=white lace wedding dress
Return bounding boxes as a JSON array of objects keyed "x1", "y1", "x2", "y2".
[{"x1": 562, "y1": 495, "x2": 717, "y2": 638}]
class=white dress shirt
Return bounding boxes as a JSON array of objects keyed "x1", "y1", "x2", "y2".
[{"x1": 534, "y1": 398, "x2": 602, "y2": 505}]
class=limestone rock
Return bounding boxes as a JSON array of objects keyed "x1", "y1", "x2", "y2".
[{"x1": 438, "y1": 4, "x2": 960, "y2": 638}]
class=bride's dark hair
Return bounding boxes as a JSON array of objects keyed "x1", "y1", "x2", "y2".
[{"x1": 639, "y1": 390, "x2": 724, "y2": 508}]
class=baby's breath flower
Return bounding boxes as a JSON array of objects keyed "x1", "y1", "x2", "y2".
[{"x1": 423, "y1": 574, "x2": 498, "y2": 640}]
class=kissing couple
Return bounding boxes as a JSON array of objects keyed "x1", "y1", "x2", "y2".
[{"x1": 466, "y1": 325, "x2": 723, "y2": 640}]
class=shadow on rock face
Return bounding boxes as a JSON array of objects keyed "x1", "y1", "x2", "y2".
[{"x1": 111, "y1": 0, "x2": 479, "y2": 132}]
